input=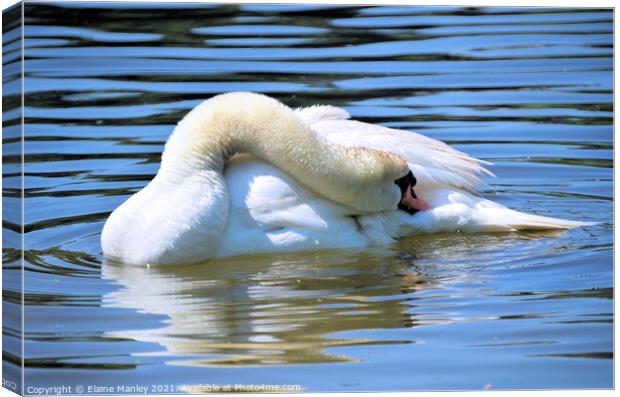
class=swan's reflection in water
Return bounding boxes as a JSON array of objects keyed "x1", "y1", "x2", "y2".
[
  {"x1": 101, "y1": 230, "x2": 568, "y2": 367},
  {"x1": 102, "y1": 249, "x2": 429, "y2": 366}
]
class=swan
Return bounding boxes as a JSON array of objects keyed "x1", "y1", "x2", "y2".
[{"x1": 101, "y1": 92, "x2": 586, "y2": 264}]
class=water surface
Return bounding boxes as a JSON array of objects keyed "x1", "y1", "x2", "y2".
[{"x1": 2, "y1": 2, "x2": 613, "y2": 392}]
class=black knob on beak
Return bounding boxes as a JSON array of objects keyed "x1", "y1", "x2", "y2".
[{"x1": 394, "y1": 170, "x2": 420, "y2": 215}]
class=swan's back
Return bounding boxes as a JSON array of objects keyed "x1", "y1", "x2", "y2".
[{"x1": 295, "y1": 105, "x2": 493, "y2": 195}]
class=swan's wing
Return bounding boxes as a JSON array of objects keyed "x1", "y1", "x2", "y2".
[
  {"x1": 294, "y1": 105, "x2": 351, "y2": 125},
  {"x1": 218, "y1": 156, "x2": 373, "y2": 257},
  {"x1": 295, "y1": 105, "x2": 494, "y2": 193}
]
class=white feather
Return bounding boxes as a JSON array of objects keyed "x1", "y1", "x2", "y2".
[{"x1": 102, "y1": 94, "x2": 589, "y2": 265}]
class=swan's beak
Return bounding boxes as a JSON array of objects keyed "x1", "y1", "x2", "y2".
[
  {"x1": 401, "y1": 186, "x2": 431, "y2": 213},
  {"x1": 395, "y1": 170, "x2": 431, "y2": 214}
]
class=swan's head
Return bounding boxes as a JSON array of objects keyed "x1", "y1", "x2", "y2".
[
  {"x1": 296, "y1": 145, "x2": 429, "y2": 215},
  {"x1": 395, "y1": 170, "x2": 431, "y2": 214}
]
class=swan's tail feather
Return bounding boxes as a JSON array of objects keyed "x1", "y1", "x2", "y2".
[
  {"x1": 475, "y1": 203, "x2": 593, "y2": 232},
  {"x1": 504, "y1": 209, "x2": 594, "y2": 231},
  {"x1": 411, "y1": 190, "x2": 594, "y2": 235}
]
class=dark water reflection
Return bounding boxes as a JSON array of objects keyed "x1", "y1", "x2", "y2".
[{"x1": 2, "y1": 2, "x2": 612, "y2": 392}]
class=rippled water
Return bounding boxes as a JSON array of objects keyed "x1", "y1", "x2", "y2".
[{"x1": 2, "y1": 2, "x2": 613, "y2": 393}]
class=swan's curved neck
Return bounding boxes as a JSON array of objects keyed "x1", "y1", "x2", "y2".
[{"x1": 160, "y1": 92, "x2": 407, "y2": 212}]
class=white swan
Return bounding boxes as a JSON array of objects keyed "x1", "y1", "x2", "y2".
[{"x1": 101, "y1": 92, "x2": 586, "y2": 264}]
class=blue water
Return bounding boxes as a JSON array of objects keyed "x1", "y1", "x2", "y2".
[{"x1": 2, "y1": 2, "x2": 613, "y2": 393}]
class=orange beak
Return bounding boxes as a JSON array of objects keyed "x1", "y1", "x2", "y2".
[{"x1": 401, "y1": 187, "x2": 431, "y2": 212}]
